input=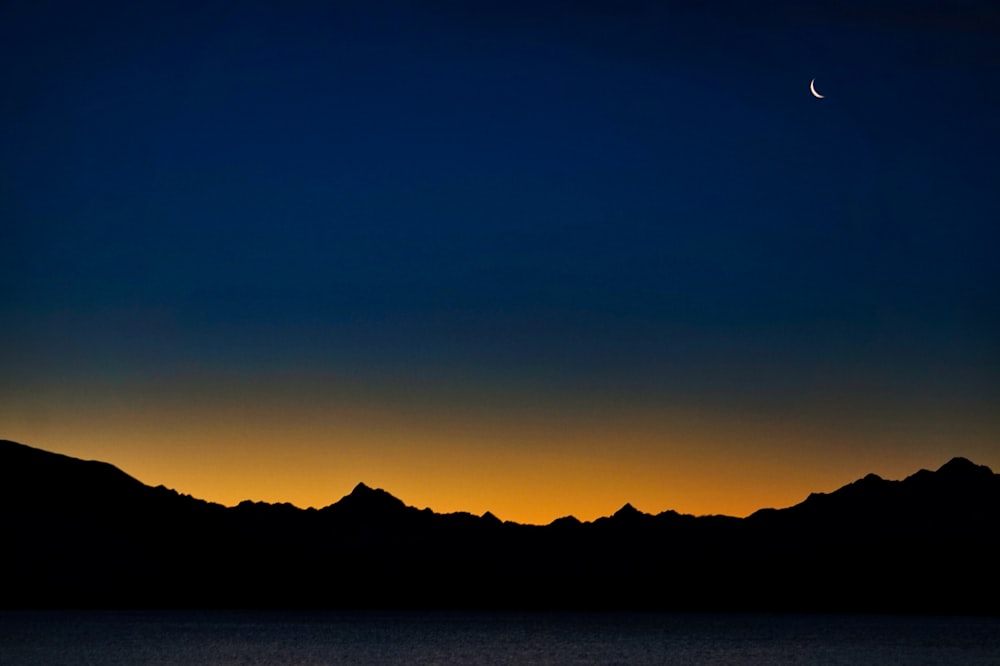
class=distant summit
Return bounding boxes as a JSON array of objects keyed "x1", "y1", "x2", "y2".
[
  {"x1": 1, "y1": 439, "x2": 997, "y2": 613},
  {"x1": 320, "y1": 481, "x2": 411, "y2": 522},
  {"x1": 936, "y1": 456, "x2": 993, "y2": 477},
  {"x1": 343, "y1": 481, "x2": 407, "y2": 508}
]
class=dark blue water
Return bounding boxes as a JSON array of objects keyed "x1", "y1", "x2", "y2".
[{"x1": 1, "y1": 611, "x2": 998, "y2": 664}]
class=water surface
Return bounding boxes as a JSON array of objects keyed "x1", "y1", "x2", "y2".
[{"x1": 2, "y1": 610, "x2": 998, "y2": 665}]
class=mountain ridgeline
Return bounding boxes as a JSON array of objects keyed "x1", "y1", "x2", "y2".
[{"x1": 2, "y1": 440, "x2": 998, "y2": 613}]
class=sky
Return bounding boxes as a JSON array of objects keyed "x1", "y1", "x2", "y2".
[{"x1": 2, "y1": 0, "x2": 998, "y2": 523}]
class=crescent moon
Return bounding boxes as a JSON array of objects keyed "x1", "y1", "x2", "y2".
[{"x1": 809, "y1": 78, "x2": 824, "y2": 99}]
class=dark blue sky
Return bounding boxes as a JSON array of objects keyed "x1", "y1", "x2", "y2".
[{"x1": 2, "y1": 1, "x2": 998, "y2": 519}]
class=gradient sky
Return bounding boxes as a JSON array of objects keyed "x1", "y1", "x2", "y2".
[{"x1": 2, "y1": 1, "x2": 998, "y2": 523}]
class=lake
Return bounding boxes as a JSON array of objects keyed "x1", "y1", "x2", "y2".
[{"x1": 1, "y1": 610, "x2": 998, "y2": 664}]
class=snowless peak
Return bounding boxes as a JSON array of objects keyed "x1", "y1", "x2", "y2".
[
  {"x1": 937, "y1": 457, "x2": 993, "y2": 476},
  {"x1": 614, "y1": 502, "x2": 643, "y2": 519}
]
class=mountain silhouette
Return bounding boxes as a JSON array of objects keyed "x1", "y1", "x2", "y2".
[{"x1": 2, "y1": 439, "x2": 997, "y2": 613}]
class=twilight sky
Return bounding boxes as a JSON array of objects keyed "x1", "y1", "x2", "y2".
[{"x1": 2, "y1": 0, "x2": 998, "y2": 523}]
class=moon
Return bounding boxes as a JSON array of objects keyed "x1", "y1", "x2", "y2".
[{"x1": 809, "y1": 79, "x2": 824, "y2": 99}]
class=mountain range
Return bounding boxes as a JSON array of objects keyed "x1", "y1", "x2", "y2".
[{"x1": 2, "y1": 439, "x2": 998, "y2": 613}]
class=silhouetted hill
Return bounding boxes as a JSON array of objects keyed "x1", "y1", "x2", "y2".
[
  {"x1": 1, "y1": 438, "x2": 146, "y2": 507},
  {"x1": 2, "y1": 439, "x2": 997, "y2": 613},
  {"x1": 320, "y1": 481, "x2": 412, "y2": 523}
]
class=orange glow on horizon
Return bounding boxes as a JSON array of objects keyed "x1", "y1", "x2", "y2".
[{"x1": 3, "y1": 373, "x2": 997, "y2": 525}]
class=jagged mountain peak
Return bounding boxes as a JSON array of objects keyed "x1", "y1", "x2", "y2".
[
  {"x1": 481, "y1": 510, "x2": 502, "y2": 524},
  {"x1": 324, "y1": 481, "x2": 408, "y2": 515},
  {"x1": 348, "y1": 482, "x2": 401, "y2": 502},
  {"x1": 613, "y1": 502, "x2": 644, "y2": 519},
  {"x1": 548, "y1": 514, "x2": 582, "y2": 528},
  {"x1": 936, "y1": 456, "x2": 992, "y2": 476}
]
